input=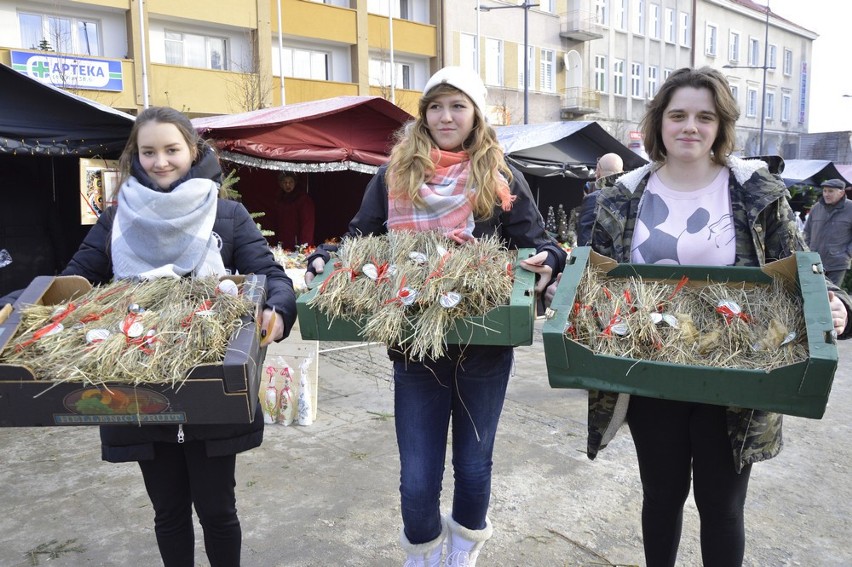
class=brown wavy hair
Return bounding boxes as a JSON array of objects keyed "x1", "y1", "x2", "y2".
[
  {"x1": 641, "y1": 66, "x2": 740, "y2": 166},
  {"x1": 385, "y1": 83, "x2": 513, "y2": 219}
]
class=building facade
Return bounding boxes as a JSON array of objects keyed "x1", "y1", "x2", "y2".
[
  {"x1": 0, "y1": 0, "x2": 441, "y2": 117},
  {"x1": 0, "y1": 0, "x2": 816, "y2": 159}
]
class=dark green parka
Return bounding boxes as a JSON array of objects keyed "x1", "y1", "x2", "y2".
[{"x1": 586, "y1": 155, "x2": 852, "y2": 473}]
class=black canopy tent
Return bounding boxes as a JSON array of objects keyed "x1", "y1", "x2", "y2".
[
  {"x1": 496, "y1": 121, "x2": 648, "y2": 220},
  {"x1": 0, "y1": 63, "x2": 134, "y2": 296},
  {"x1": 778, "y1": 159, "x2": 852, "y2": 188}
]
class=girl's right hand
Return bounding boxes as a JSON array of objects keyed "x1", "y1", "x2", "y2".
[{"x1": 304, "y1": 257, "x2": 325, "y2": 285}]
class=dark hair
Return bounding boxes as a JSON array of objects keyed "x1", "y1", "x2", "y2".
[
  {"x1": 640, "y1": 67, "x2": 740, "y2": 166},
  {"x1": 118, "y1": 106, "x2": 211, "y2": 184},
  {"x1": 278, "y1": 171, "x2": 297, "y2": 184}
]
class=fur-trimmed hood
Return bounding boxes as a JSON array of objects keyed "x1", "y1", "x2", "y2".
[{"x1": 614, "y1": 155, "x2": 768, "y2": 193}]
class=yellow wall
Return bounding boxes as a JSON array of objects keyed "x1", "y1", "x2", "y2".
[
  {"x1": 147, "y1": 0, "x2": 257, "y2": 28},
  {"x1": 148, "y1": 64, "x2": 250, "y2": 115},
  {"x1": 368, "y1": 86, "x2": 419, "y2": 116},
  {"x1": 276, "y1": 0, "x2": 357, "y2": 44},
  {"x1": 274, "y1": 77, "x2": 359, "y2": 106},
  {"x1": 367, "y1": 15, "x2": 437, "y2": 57}
]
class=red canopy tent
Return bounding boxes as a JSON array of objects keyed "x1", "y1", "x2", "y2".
[{"x1": 193, "y1": 96, "x2": 412, "y2": 247}]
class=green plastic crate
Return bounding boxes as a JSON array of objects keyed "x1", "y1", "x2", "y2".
[
  {"x1": 542, "y1": 247, "x2": 838, "y2": 418},
  {"x1": 297, "y1": 248, "x2": 537, "y2": 347}
]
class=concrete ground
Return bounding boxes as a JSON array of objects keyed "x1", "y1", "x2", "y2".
[{"x1": 1, "y1": 320, "x2": 851, "y2": 566}]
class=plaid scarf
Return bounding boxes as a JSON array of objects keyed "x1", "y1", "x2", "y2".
[
  {"x1": 111, "y1": 175, "x2": 225, "y2": 280},
  {"x1": 387, "y1": 150, "x2": 477, "y2": 239}
]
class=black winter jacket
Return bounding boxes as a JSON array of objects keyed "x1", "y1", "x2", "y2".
[{"x1": 1, "y1": 151, "x2": 298, "y2": 462}]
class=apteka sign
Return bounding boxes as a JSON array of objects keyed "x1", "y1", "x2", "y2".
[{"x1": 11, "y1": 50, "x2": 123, "y2": 92}]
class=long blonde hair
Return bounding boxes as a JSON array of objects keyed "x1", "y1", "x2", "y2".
[{"x1": 385, "y1": 83, "x2": 513, "y2": 219}]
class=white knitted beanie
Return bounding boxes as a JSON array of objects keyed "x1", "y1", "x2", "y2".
[{"x1": 423, "y1": 66, "x2": 488, "y2": 115}]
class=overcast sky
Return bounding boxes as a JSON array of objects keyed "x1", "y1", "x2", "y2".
[{"x1": 766, "y1": 0, "x2": 852, "y2": 133}]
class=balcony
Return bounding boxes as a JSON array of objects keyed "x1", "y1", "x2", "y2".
[
  {"x1": 560, "y1": 87, "x2": 600, "y2": 117},
  {"x1": 560, "y1": 10, "x2": 603, "y2": 41}
]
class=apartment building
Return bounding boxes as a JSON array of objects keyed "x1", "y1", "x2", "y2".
[
  {"x1": 694, "y1": 0, "x2": 816, "y2": 158},
  {"x1": 0, "y1": 0, "x2": 439, "y2": 117}
]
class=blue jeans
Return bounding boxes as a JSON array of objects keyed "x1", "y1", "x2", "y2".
[{"x1": 393, "y1": 345, "x2": 513, "y2": 544}]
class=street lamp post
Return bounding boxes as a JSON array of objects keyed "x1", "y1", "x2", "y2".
[
  {"x1": 477, "y1": 2, "x2": 539, "y2": 124},
  {"x1": 723, "y1": 2, "x2": 772, "y2": 155}
]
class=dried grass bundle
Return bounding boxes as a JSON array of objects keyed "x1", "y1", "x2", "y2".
[
  {"x1": 0, "y1": 277, "x2": 257, "y2": 387},
  {"x1": 308, "y1": 231, "x2": 516, "y2": 360},
  {"x1": 566, "y1": 266, "x2": 808, "y2": 371}
]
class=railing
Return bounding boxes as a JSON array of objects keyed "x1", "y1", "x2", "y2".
[
  {"x1": 560, "y1": 86, "x2": 600, "y2": 113},
  {"x1": 559, "y1": 10, "x2": 603, "y2": 40}
]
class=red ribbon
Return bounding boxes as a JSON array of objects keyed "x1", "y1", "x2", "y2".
[
  {"x1": 318, "y1": 264, "x2": 359, "y2": 294},
  {"x1": 715, "y1": 305, "x2": 751, "y2": 325},
  {"x1": 383, "y1": 275, "x2": 411, "y2": 306}
]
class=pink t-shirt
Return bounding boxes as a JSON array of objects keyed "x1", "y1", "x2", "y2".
[{"x1": 631, "y1": 167, "x2": 735, "y2": 266}]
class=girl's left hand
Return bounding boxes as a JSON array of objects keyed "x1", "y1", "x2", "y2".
[
  {"x1": 260, "y1": 308, "x2": 284, "y2": 346},
  {"x1": 520, "y1": 251, "x2": 554, "y2": 294}
]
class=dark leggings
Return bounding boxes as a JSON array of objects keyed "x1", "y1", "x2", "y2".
[
  {"x1": 627, "y1": 396, "x2": 752, "y2": 567},
  {"x1": 138, "y1": 441, "x2": 241, "y2": 567}
]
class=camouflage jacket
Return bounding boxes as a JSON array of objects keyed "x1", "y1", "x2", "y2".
[{"x1": 585, "y1": 155, "x2": 832, "y2": 473}]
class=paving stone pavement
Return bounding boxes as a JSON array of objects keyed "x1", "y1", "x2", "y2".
[{"x1": 1, "y1": 321, "x2": 851, "y2": 566}]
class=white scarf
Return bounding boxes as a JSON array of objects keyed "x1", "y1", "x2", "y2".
[{"x1": 111, "y1": 176, "x2": 226, "y2": 280}]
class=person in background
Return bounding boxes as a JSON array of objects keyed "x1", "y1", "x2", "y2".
[
  {"x1": 274, "y1": 171, "x2": 315, "y2": 250},
  {"x1": 576, "y1": 152, "x2": 624, "y2": 246},
  {"x1": 803, "y1": 178, "x2": 852, "y2": 286},
  {"x1": 547, "y1": 67, "x2": 852, "y2": 567},
  {"x1": 0, "y1": 106, "x2": 297, "y2": 567},
  {"x1": 305, "y1": 66, "x2": 566, "y2": 566}
]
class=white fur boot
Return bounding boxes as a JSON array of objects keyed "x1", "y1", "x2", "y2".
[
  {"x1": 444, "y1": 515, "x2": 493, "y2": 567},
  {"x1": 400, "y1": 520, "x2": 446, "y2": 567}
]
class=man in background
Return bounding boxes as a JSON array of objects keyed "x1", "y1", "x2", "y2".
[
  {"x1": 576, "y1": 152, "x2": 624, "y2": 246},
  {"x1": 804, "y1": 178, "x2": 852, "y2": 286}
]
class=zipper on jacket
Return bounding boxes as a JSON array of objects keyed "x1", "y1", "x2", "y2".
[{"x1": 177, "y1": 423, "x2": 185, "y2": 443}]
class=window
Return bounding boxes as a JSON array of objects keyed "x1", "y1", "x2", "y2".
[
  {"x1": 614, "y1": 0, "x2": 627, "y2": 30},
  {"x1": 518, "y1": 44, "x2": 535, "y2": 90},
  {"x1": 679, "y1": 12, "x2": 689, "y2": 47},
  {"x1": 647, "y1": 65, "x2": 658, "y2": 98},
  {"x1": 594, "y1": 0, "x2": 608, "y2": 26},
  {"x1": 367, "y1": 0, "x2": 412, "y2": 19},
  {"x1": 613, "y1": 59, "x2": 625, "y2": 95},
  {"x1": 768, "y1": 44, "x2": 777, "y2": 71},
  {"x1": 485, "y1": 38, "x2": 503, "y2": 86},
  {"x1": 539, "y1": 0, "x2": 555, "y2": 13},
  {"x1": 783, "y1": 48, "x2": 793, "y2": 75},
  {"x1": 649, "y1": 4, "x2": 661, "y2": 40},
  {"x1": 765, "y1": 91, "x2": 775, "y2": 120},
  {"x1": 705, "y1": 24, "x2": 717, "y2": 57},
  {"x1": 19, "y1": 12, "x2": 101, "y2": 56},
  {"x1": 540, "y1": 49, "x2": 554, "y2": 92},
  {"x1": 665, "y1": 9, "x2": 675, "y2": 43},
  {"x1": 460, "y1": 33, "x2": 478, "y2": 71},
  {"x1": 748, "y1": 38, "x2": 760, "y2": 66},
  {"x1": 165, "y1": 31, "x2": 227, "y2": 70},
  {"x1": 633, "y1": 0, "x2": 645, "y2": 35},
  {"x1": 746, "y1": 88, "x2": 758, "y2": 118},
  {"x1": 631, "y1": 62, "x2": 642, "y2": 97},
  {"x1": 281, "y1": 47, "x2": 327, "y2": 79},
  {"x1": 730, "y1": 84, "x2": 739, "y2": 105},
  {"x1": 369, "y1": 58, "x2": 412, "y2": 89},
  {"x1": 781, "y1": 93, "x2": 792, "y2": 122},
  {"x1": 664, "y1": 67, "x2": 673, "y2": 81},
  {"x1": 729, "y1": 31, "x2": 740, "y2": 63},
  {"x1": 595, "y1": 55, "x2": 607, "y2": 92}
]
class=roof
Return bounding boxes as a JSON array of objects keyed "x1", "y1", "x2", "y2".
[
  {"x1": 193, "y1": 96, "x2": 412, "y2": 170},
  {"x1": 496, "y1": 121, "x2": 648, "y2": 178},
  {"x1": 0, "y1": 63, "x2": 134, "y2": 156},
  {"x1": 779, "y1": 159, "x2": 852, "y2": 187}
]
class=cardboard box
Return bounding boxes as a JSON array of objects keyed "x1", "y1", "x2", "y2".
[
  {"x1": 0, "y1": 274, "x2": 267, "y2": 426},
  {"x1": 297, "y1": 248, "x2": 537, "y2": 347},
  {"x1": 542, "y1": 247, "x2": 838, "y2": 418}
]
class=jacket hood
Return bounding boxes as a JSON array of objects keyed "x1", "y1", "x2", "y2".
[{"x1": 616, "y1": 155, "x2": 768, "y2": 193}]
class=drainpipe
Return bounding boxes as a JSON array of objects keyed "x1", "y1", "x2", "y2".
[
  {"x1": 277, "y1": 0, "x2": 286, "y2": 105},
  {"x1": 138, "y1": 0, "x2": 149, "y2": 108}
]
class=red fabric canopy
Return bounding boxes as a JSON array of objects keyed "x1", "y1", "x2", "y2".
[{"x1": 193, "y1": 96, "x2": 412, "y2": 167}]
